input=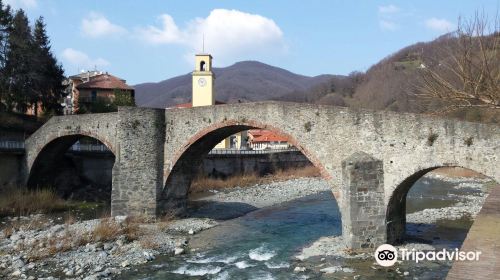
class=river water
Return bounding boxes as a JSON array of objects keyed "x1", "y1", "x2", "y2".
[{"x1": 120, "y1": 176, "x2": 485, "y2": 279}]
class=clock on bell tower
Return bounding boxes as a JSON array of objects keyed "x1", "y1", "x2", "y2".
[{"x1": 192, "y1": 54, "x2": 215, "y2": 107}]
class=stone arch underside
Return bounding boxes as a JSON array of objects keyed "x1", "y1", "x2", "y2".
[
  {"x1": 26, "y1": 133, "x2": 116, "y2": 193},
  {"x1": 24, "y1": 112, "x2": 118, "y2": 197},
  {"x1": 159, "y1": 120, "x2": 334, "y2": 216},
  {"x1": 386, "y1": 163, "x2": 499, "y2": 244}
]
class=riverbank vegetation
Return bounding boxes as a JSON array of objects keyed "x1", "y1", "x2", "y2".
[
  {"x1": 0, "y1": 187, "x2": 68, "y2": 217},
  {"x1": 190, "y1": 165, "x2": 320, "y2": 193}
]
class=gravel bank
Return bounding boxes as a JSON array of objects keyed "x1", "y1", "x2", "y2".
[
  {"x1": 406, "y1": 178, "x2": 488, "y2": 224},
  {"x1": 0, "y1": 216, "x2": 216, "y2": 279},
  {"x1": 195, "y1": 177, "x2": 332, "y2": 208}
]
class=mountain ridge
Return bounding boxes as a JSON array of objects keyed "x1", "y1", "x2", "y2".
[
  {"x1": 134, "y1": 60, "x2": 338, "y2": 108},
  {"x1": 133, "y1": 35, "x2": 499, "y2": 124}
]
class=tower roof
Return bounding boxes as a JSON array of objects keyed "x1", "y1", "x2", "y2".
[{"x1": 195, "y1": 53, "x2": 212, "y2": 57}]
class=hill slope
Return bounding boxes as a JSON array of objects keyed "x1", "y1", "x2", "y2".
[
  {"x1": 134, "y1": 35, "x2": 499, "y2": 123},
  {"x1": 134, "y1": 61, "x2": 336, "y2": 108}
]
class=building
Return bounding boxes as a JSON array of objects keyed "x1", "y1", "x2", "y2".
[
  {"x1": 62, "y1": 71, "x2": 134, "y2": 114},
  {"x1": 248, "y1": 129, "x2": 291, "y2": 150}
]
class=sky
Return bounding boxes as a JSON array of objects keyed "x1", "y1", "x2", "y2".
[{"x1": 5, "y1": 0, "x2": 499, "y2": 85}]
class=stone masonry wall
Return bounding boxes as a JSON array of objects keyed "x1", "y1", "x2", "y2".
[
  {"x1": 111, "y1": 107, "x2": 165, "y2": 218},
  {"x1": 201, "y1": 151, "x2": 311, "y2": 177},
  {"x1": 342, "y1": 152, "x2": 386, "y2": 249},
  {"x1": 0, "y1": 154, "x2": 24, "y2": 188}
]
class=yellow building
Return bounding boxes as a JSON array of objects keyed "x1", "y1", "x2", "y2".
[
  {"x1": 192, "y1": 54, "x2": 215, "y2": 107},
  {"x1": 191, "y1": 54, "x2": 244, "y2": 149}
]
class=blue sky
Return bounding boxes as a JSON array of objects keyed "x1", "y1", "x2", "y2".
[{"x1": 6, "y1": 0, "x2": 499, "y2": 84}]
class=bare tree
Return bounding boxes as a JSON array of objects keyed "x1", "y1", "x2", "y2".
[{"x1": 415, "y1": 11, "x2": 499, "y2": 112}]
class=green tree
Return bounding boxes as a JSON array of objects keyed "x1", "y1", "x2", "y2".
[
  {"x1": 3, "y1": 9, "x2": 35, "y2": 113},
  {"x1": 0, "y1": 0, "x2": 12, "y2": 110},
  {"x1": 113, "y1": 88, "x2": 135, "y2": 106},
  {"x1": 32, "y1": 16, "x2": 64, "y2": 115}
]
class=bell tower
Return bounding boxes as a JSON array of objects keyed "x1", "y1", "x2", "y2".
[{"x1": 192, "y1": 54, "x2": 215, "y2": 107}]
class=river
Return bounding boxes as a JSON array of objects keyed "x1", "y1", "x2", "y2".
[{"x1": 118, "y1": 175, "x2": 487, "y2": 279}]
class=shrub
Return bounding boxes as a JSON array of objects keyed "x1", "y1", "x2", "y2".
[
  {"x1": 0, "y1": 188, "x2": 68, "y2": 216},
  {"x1": 190, "y1": 166, "x2": 320, "y2": 193},
  {"x1": 91, "y1": 218, "x2": 122, "y2": 242}
]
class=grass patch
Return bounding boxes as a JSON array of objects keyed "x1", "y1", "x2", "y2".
[
  {"x1": 1, "y1": 215, "x2": 51, "y2": 239},
  {"x1": 190, "y1": 173, "x2": 260, "y2": 193},
  {"x1": 0, "y1": 188, "x2": 69, "y2": 217},
  {"x1": 91, "y1": 218, "x2": 123, "y2": 242},
  {"x1": 25, "y1": 217, "x2": 142, "y2": 261},
  {"x1": 190, "y1": 166, "x2": 320, "y2": 193}
]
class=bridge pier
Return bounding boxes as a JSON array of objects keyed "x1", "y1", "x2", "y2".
[
  {"x1": 111, "y1": 107, "x2": 165, "y2": 219},
  {"x1": 341, "y1": 152, "x2": 386, "y2": 249}
]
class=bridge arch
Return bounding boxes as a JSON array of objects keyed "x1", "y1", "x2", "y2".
[
  {"x1": 386, "y1": 163, "x2": 499, "y2": 244},
  {"x1": 159, "y1": 118, "x2": 336, "y2": 215},
  {"x1": 26, "y1": 133, "x2": 116, "y2": 201}
]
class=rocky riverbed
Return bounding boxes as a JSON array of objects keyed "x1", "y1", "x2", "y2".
[
  {"x1": 0, "y1": 215, "x2": 217, "y2": 279},
  {"x1": 296, "y1": 173, "x2": 492, "y2": 260},
  {"x1": 0, "y1": 174, "x2": 492, "y2": 279},
  {"x1": 0, "y1": 177, "x2": 331, "y2": 279}
]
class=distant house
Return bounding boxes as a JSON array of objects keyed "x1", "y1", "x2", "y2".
[
  {"x1": 62, "y1": 71, "x2": 135, "y2": 114},
  {"x1": 248, "y1": 129, "x2": 290, "y2": 150}
]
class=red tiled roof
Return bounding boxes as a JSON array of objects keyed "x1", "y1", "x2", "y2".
[
  {"x1": 174, "y1": 102, "x2": 193, "y2": 108},
  {"x1": 77, "y1": 74, "x2": 134, "y2": 90},
  {"x1": 173, "y1": 100, "x2": 226, "y2": 108},
  {"x1": 249, "y1": 129, "x2": 288, "y2": 143}
]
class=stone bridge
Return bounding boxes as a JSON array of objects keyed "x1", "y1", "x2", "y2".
[{"x1": 23, "y1": 102, "x2": 500, "y2": 249}]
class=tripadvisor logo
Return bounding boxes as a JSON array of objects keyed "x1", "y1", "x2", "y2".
[
  {"x1": 375, "y1": 244, "x2": 398, "y2": 267},
  {"x1": 374, "y1": 244, "x2": 482, "y2": 267}
]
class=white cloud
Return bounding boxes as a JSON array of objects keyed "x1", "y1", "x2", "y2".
[
  {"x1": 425, "y1": 18, "x2": 454, "y2": 32},
  {"x1": 379, "y1": 20, "x2": 398, "y2": 31},
  {"x1": 61, "y1": 48, "x2": 110, "y2": 70},
  {"x1": 378, "y1": 5, "x2": 401, "y2": 31},
  {"x1": 136, "y1": 14, "x2": 183, "y2": 44},
  {"x1": 136, "y1": 9, "x2": 286, "y2": 64},
  {"x1": 4, "y1": 0, "x2": 37, "y2": 9},
  {"x1": 81, "y1": 12, "x2": 127, "y2": 38},
  {"x1": 378, "y1": 5, "x2": 399, "y2": 14}
]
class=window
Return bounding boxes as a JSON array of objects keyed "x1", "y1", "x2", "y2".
[
  {"x1": 91, "y1": 90, "x2": 97, "y2": 102},
  {"x1": 200, "y1": 61, "x2": 206, "y2": 71}
]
